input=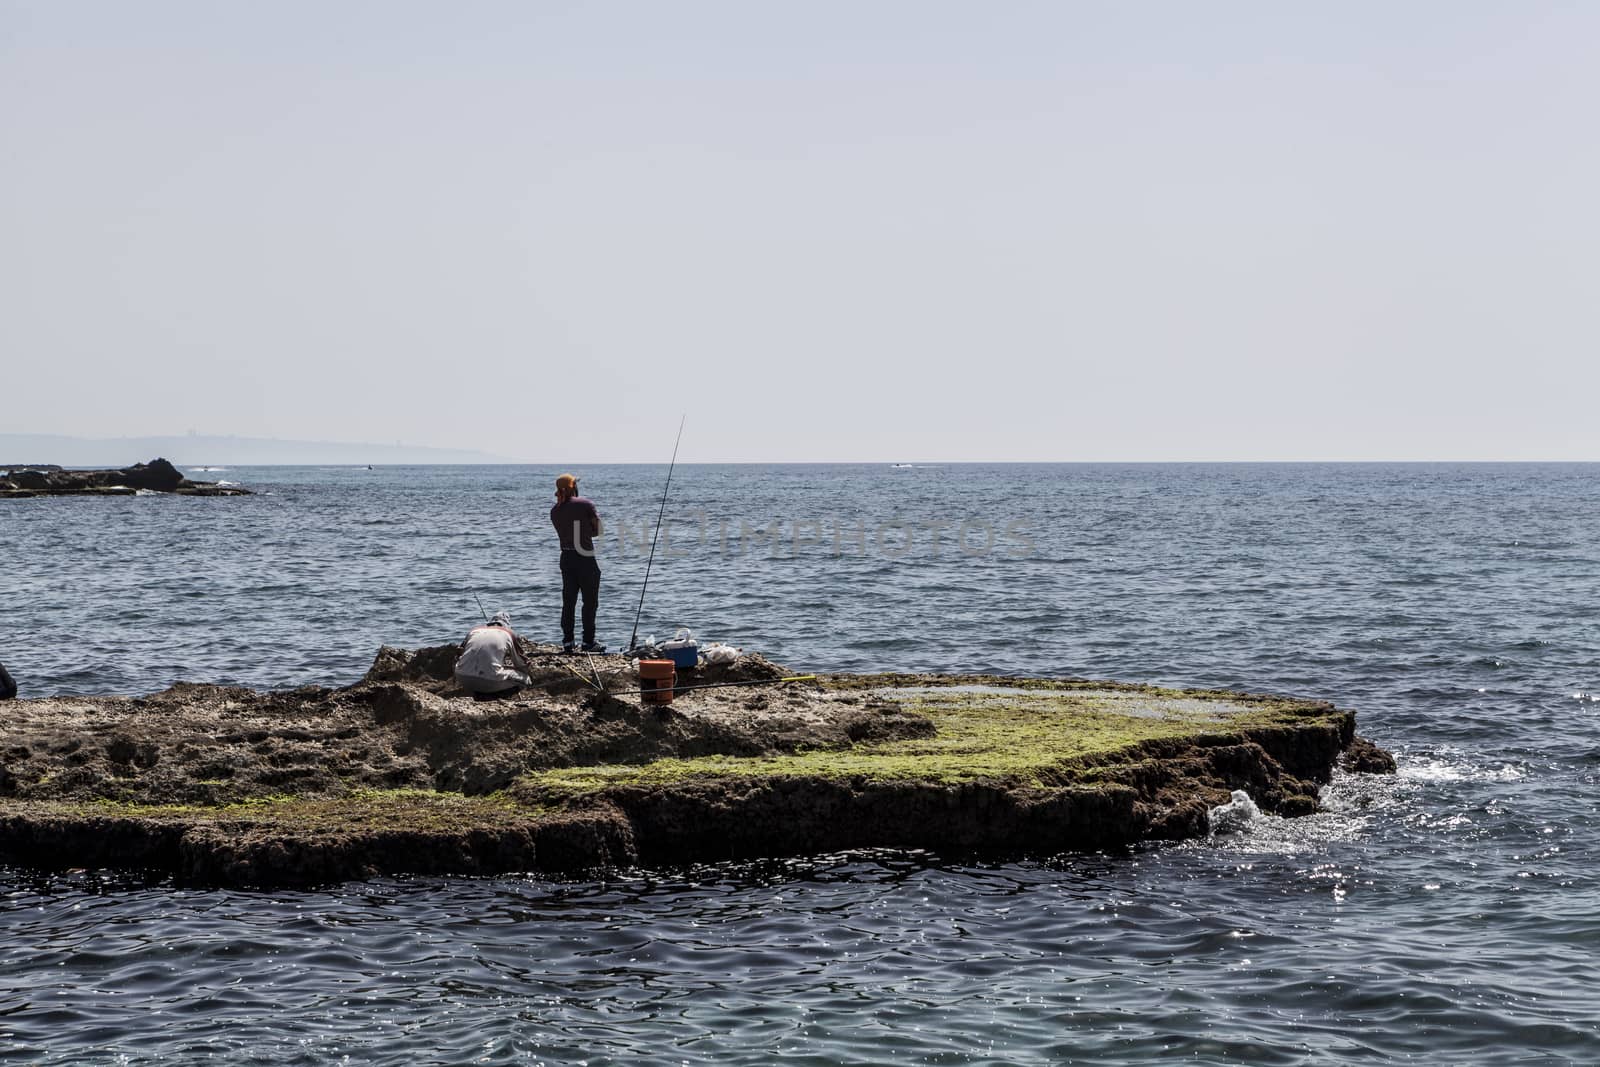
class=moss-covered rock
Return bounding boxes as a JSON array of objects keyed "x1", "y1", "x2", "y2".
[{"x1": 0, "y1": 653, "x2": 1389, "y2": 886}]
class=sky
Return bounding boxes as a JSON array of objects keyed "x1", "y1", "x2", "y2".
[{"x1": 3, "y1": 1, "x2": 1597, "y2": 462}]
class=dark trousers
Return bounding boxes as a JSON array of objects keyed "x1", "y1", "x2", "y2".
[{"x1": 560, "y1": 550, "x2": 601, "y2": 645}]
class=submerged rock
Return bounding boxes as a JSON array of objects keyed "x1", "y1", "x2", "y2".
[
  {"x1": 0, "y1": 457, "x2": 250, "y2": 497},
  {"x1": 0, "y1": 646, "x2": 1393, "y2": 886},
  {"x1": 1339, "y1": 735, "x2": 1398, "y2": 774}
]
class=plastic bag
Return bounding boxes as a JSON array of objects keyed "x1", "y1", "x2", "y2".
[{"x1": 702, "y1": 643, "x2": 739, "y2": 665}]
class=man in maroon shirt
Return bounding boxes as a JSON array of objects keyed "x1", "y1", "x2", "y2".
[{"x1": 550, "y1": 473, "x2": 604, "y2": 652}]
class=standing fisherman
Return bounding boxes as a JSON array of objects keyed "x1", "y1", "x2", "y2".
[{"x1": 551, "y1": 473, "x2": 604, "y2": 653}]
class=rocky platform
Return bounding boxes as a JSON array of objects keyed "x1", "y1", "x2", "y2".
[
  {"x1": 0, "y1": 643, "x2": 1394, "y2": 886},
  {"x1": 0, "y1": 457, "x2": 249, "y2": 497}
]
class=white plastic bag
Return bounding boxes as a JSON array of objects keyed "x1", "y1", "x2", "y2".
[{"x1": 702, "y1": 643, "x2": 739, "y2": 665}]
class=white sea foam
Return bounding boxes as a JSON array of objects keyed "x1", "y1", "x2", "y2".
[
  {"x1": 1398, "y1": 754, "x2": 1525, "y2": 783},
  {"x1": 1208, "y1": 789, "x2": 1260, "y2": 834},
  {"x1": 1189, "y1": 771, "x2": 1402, "y2": 857}
]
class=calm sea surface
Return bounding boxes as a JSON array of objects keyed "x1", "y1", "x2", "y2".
[{"x1": 3, "y1": 463, "x2": 1598, "y2": 1064}]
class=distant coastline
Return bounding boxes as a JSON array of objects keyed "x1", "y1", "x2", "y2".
[
  {"x1": 7, "y1": 434, "x2": 1597, "y2": 467},
  {"x1": 0, "y1": 432, "x2": 522, "y2": 467}
]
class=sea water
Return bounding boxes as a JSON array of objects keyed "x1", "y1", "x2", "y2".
[{"x1": 2, "y1": 463, "x2": 1598, "y2": 1064}]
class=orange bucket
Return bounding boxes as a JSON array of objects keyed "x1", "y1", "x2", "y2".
[{"x1": 638, "y1": 659, "x2": 676, "y2": 705}]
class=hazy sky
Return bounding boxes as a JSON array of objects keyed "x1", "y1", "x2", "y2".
[{"x1": 3, "y1": 2, "x2": 1597, "y2": 461}]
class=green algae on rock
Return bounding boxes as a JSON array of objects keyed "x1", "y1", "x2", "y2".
[
  {"x1": 524, "y1": 681, "x2": 1336, "y2": 792},
  {"x1": 0, "y1": 647, "x2": 1390, "y2": 886}
]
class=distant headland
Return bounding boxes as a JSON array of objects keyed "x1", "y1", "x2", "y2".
[{"x1": 0, "y1": 432, "x2": 521, "y2": 466}]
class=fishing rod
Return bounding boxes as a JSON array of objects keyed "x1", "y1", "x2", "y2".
[
  {"x1": 511, "y1": 633, "x2": 608, "y2": 691},
  {"x1": 608, "y1": 674, "x2": 818, "y2": 696},
  {"x1": 627, "y1": 414, "x2": 686, "y2": 653},
  {"x1": 473, "y1": 593, "x2": 489, "y2": 622}
]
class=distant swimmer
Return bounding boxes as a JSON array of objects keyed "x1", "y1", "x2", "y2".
[
  {"x1": 453, "y1": 612, "x2": 531, "y2": 700},
  {"x1": 550, "y1": 473, "x2": 604, "y2": 653},
  {"x1": 0, "y1": 661, "x2": 15, "y2": 700}
]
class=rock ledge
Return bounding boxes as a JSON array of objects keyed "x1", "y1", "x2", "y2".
[{"x1": 0, "y1": 645, "x2": 1392, "y2": 885}]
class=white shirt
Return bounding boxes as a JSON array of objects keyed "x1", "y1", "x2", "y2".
[{"x1": 454, "y1": 626, "x2": 528, "y2": 685}]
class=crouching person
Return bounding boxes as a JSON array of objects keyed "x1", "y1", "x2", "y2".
[{"x1": 454, "y1": 612, "x2": 531, "y2": 700}]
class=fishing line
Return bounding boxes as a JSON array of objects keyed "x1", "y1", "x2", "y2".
[
  {"x1": 628, "y1": 414, "x2": 686, "y2": 653},
  {"x1": 610, "y1": 674, "x2": 818, "y2": 696}
]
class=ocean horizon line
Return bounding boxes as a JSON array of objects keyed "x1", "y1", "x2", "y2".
[{"x1": 18, "y1": 458, "x2": 1591, "y2": 467}]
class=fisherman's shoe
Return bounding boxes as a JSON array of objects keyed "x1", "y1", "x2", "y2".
[
  {"x1": 581, "y1": 642, "x2": 606, "y2": 653},
  {"x1": 562, "y1": 642, "x2": 576, "y2": 654}
]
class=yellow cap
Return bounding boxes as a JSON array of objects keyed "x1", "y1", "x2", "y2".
[{"x1": 555, "y1": 473, "x2": 578, "y2": 492}]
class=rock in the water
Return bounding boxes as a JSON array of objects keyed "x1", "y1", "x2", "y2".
[
  {"x1": 117, "y1": 458, "x2": 184, "y2": 492},
  {"x1": 1340, "y1": 735, "x2": 1397, "y2": 774},
  {"x1": 8, "y1": 469, "x2": 54, "y2": 491},
  {"x1": 0, "y1": 646, "x2": 1392, "y2": 886},
  {"x1": 0, "y1": 457, "x2": 249, "y2": 497}
]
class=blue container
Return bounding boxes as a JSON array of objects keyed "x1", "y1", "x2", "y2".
[{"x1": 663, "y1": 642, "x2": 699, "y2": 670}]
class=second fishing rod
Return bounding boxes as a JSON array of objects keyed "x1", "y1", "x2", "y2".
[{"x1": 626, "y1": 414, "x2": 686, "y2": 655}]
